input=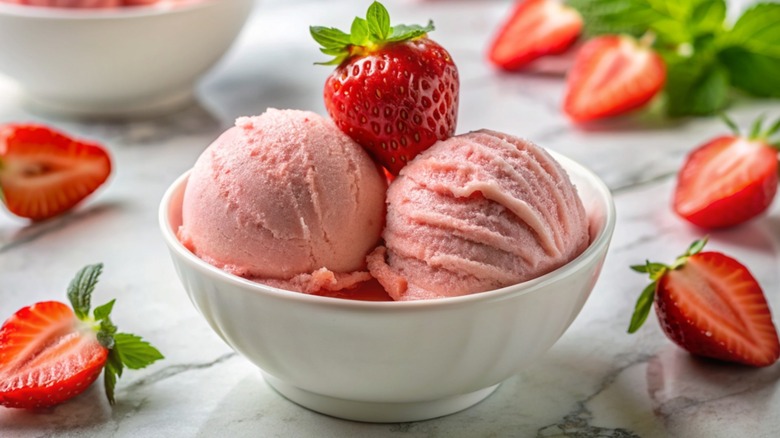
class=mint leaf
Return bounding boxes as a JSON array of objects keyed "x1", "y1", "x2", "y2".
[
  {"x1": 665, "y1": 57, "x2": 729, "y2": 117},
  {"x1": 719, "y1": 47, "x2": 780, "y2": 98},
  {"x1": 717, "y1": 3, "x2": 780, "y2": 97},
  {"x1": 367, "y1": 1, "x2": 391, "y2": 41},
  {"x1": 628, "y1": 282, "x2": 657, "y2": 333},
  {"x1": 568, "y1": 0, "x2": 657, "y2": 38},
  {"x1": 114, "y1": 333, "x2": 164, "y2": 370},
  {"x1": 67, "y1": 263, "x2": 103, "y2": 320}
]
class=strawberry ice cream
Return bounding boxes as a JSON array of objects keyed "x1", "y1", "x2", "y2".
[
  {"x1": 178, "y1": 109, "x2": 387, "y2": 294},
  {"x1": 367, "y1": 130, "x2": 589, "y2": 301},
  {"x1": 0, "y1": 0, "x2": 160, "y2": 7}
]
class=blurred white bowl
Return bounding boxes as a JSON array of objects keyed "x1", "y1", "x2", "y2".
[
  {"x1": 159, "y1": 151, "x2": 616, "y2": 423},
  {"x1": 0, "y1": 0, "x2": 253, "y2": 118}
]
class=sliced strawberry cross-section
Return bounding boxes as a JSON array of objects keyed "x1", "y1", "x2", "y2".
[{"x1": 0, "y1": 124, "x2": 112, "y2": 221}]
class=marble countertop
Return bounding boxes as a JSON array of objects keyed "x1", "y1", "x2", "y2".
[{"x1": 2, "y1": 0, "x2": 779, "y2": 437}]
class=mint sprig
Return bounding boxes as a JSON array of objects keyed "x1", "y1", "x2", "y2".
[
  {"x1": 568, "y1": 0, "x2": 780, "y2": 117},
  {"x1": 310, "y1": 1, "x2": 434, "y2": 65},
  {"x1": 67, "y1": 264, "x2": 164, "y2": 405},
  {"x1": 628, "y1": 237, "x2": 708, "y2": 333}
]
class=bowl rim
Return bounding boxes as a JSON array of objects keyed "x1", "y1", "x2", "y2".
[
  {"x1": 159, "y1": 149, "x2": 617, "y2": 311},
  {"x1": 0, "y1": 0, "x2": 246, "y2": 19}
]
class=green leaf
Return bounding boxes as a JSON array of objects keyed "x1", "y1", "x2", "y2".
[
  {"x1": 750, "y1": 114, "x2": 766, "y2": 139},
  {"x1": 646, "y1": 263, "x2": 668, "y2": 280},
  {"x1": 93, "y1": 299, "x2": 115, "y2": 321},
  {"x1": 350, "y1": 17, "x2": 369, "y2": 46},
  {"x1": 309, "y1": 26, "x2": 351, "y2": 49},
  {"x1": 568, "y1": 0, "x2": 657, "y2": 38},
  {"x1": 765, "y1": 117, "x2": 780, "y2": 138},
  {"x1": 630, "y1": 264, "x2": 649, "y2": 273},
  {"x1": 387, "y1": 21, "x2": 435, "y2": 42},
  {"x1": 103, "y1": 348, "x2": 123, "y2": 406},
  {"x1": 67, "y1": 264, "x2": 103, "y2": 320},
  {"x1": 689, "y1": 0, "x2": 726, "y2": 35},
  {"x1": 114, "y1": 333, "x2": 164, "y2": 370},
  {"x1": 717, "y1": 4, "x2": 780, "y2": 97},
  {"x1": 687, "y1": 237, "x2": 708, "y2": 255},
  {"x1": 628, "y1": 282, "x2": 657, "y2": 333},
  {"x1": 719, "y1": 112, "x2": 741, "y2": 135},
  {"x1": 367, "y1": 1, "x2": 391, "y2": 41},
  {"x1": 664, "y1": 55, "x2": 729, "y2": 117}
]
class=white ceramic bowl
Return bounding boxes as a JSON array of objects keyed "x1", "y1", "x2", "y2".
[
  {"x1": 159, "y1": 151, "x2": 616, "y2": 423},
  {"x1": 0, "y1": 0, "x2": 253, "y2": 118}
]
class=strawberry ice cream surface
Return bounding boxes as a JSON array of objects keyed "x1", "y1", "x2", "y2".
[{"x1": 178, "y1": 109, "x2": 590, "y2": 302}]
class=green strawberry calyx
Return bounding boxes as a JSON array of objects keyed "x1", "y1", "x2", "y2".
[
  {"x1": 720, "y1": 113, "x2": 780, "y2": 150},
  {"x1": 67, "y1": 263, "x2": 164, "y2": 405},
  {"x1": 626, "y1": 237, "x2": 709, "y2": 334},
  {"x1": 310, "y1": 1, "x2": 434, "y2": 65}
]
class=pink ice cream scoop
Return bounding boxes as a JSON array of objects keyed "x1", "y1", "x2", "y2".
[
  {"x1": 0, "y1": 0, "x2": 159, "y2": 7},
  {"x1": 367, "y1": 129, "x2": 589, "y2": 301},
  {"x1": 179, "y1": 109, "x2": 387, "y2": 294}
]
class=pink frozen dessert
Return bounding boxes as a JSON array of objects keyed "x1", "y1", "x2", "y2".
[
  {"x1": 178, "y1": 109, "x2": 387, "y2": 294},
  {"x1": 367, "y1": 130, "x2": 589, "y2": 301},
  {"x1": 0, "y1": 0, "x2": 160, "y2": 7}
]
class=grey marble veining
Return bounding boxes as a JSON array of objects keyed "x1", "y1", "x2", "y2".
[{"x1": 1, "y1": 0, "x2": 780, "y2": 437}]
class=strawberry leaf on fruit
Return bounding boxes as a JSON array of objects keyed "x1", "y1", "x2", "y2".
[
  {"x1": 367, "y1": 1, "x2": 391, "y2": 40},
  {"x1": 114, "y1": 333, "x2": 165, "y2": 370},
  {"x1": 628, "y1": 282, "x2": 657, "y2": 333},
  {"x1": 628, "y1": 238, "x2": 709, "y2": 333},
  {"x1": 387, "y1": 21, "x2": 435, "y2": 42},
  {"x1": 67, "y1": 263, "x2": 103, "y2": 319},
  {"x1": 311, "y1": 1, "x2": 434, "y2": 64}
]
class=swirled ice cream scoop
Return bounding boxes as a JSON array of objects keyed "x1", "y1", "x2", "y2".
[{"x1": 368, "y1": 129, "x2": 589, "y2": 301}]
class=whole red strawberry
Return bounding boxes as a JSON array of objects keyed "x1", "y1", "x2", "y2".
[
  {"x1": 674, "y1": 115, "x2": 780, "y2": 229},
  {"x1": 629, "y1": 238, "x2": 780, "y2": 367},
  {"x1": 0, "y1": 264, "x2": 163, "y2": 409},
  {"x1": 311, "y1": 1, "x2": 459, "y2": 175},
  {"x1": 0, "y1": 124, "x2": 111, "y2": 221}
]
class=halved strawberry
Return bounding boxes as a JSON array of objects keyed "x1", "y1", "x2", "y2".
[
  {"x1": 629, "y1": 238, "x2": 780, "y2": 367},
  {"x1": 674, "y1": 116, "x2": 780, "y2": 229},
  {"x1": 312, "y1": 1, "x2": 459, "y2": 175},
  {"x1": 563, "y1": 35, "x2": 665, "y2": 122},
  {"x1": 0, "y1": 264, "x2": 163, "y2": 409},
  {"x1": 0, "y1": 124, "x2": 112, "y2": 221},
  {"x1": 488, "y1": 0, "x2": 583, "y2": 71}
]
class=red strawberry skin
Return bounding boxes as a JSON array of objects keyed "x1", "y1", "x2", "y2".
[
  {"x1": 563, "y1": 35, "x2": 665, "y2": 122},
  {"x1": 488, "y1": 0, "x2": 582, "y2": 71},
  {"x1": 0, "y1": 124, "x2": 112, "y2": 221},
  {"x1": 673, "y1": 136, "x2": 778, "y2": 229},
  {"x1": 324, "y1": 38, "x2": 459, "y2": 175},
  {"x1": 0, "y1": 301, "x2": 108, "y2": 409},
  {"x1": 655, "y1": 252, "x2": 780, "y2": 367}
]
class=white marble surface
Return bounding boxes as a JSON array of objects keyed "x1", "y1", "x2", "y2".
[{"x1": 1, "y1": 0, "x2": 780, "y2": 437}]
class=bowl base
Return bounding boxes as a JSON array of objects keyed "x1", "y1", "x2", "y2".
[
  {"x1": 262, "y1": 373, "x2": 500, "y2": 423},
  {"x1": 22, "y1": 87, "x2": 195, "y2": 120}
]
